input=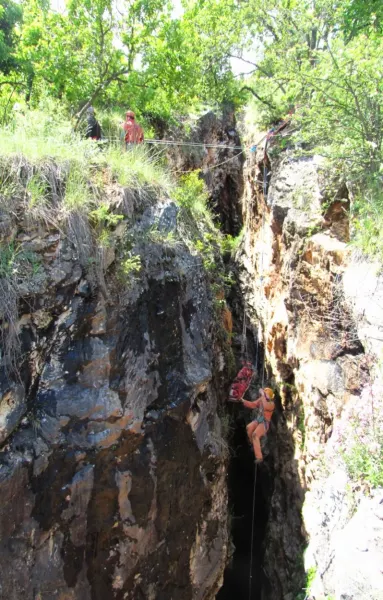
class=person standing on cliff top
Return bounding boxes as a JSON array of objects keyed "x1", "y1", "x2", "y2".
[
  {"x1": 85, "y1": 106, "x2": 102, "y2": 141},
  {"x1": 242, "y1": 387, "x2": 275, "y2": 463},
  {"x1": 122, "y1": 111, "x2": 144, "y2": 149}
]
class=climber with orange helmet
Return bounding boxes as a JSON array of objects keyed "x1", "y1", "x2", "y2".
[
  {"x1": 243, "y1": 387, "x2": 275, "y2": 463},
  {"x1": 122, "y1": 110, "x2": 144, "y2": 148}
]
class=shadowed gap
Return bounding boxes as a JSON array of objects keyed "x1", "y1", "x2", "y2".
[{"x1": 217, "y1": 405, "x2": 269, "y2": 600}]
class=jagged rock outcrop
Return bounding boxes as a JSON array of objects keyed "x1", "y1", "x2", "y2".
[
  {"x1": 166, "y1": 105, "x2": 244, "y2": 235},
  {"x1": 0, "y1": 170, "x2": 230, "y2": 599},
  {"x1": 237, "y1": 131, "x2": 383, "y2": 600}
]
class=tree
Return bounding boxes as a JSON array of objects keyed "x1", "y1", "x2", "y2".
[
  {"x1": 342, "y1": 0, "x2": 383, "y2": 40},
  {"x1": 18, "y1": 0, "x2": 236, "y2": 119},
  {"x1": 0, "y1": 0, "x2": 22, "y2": 74}
]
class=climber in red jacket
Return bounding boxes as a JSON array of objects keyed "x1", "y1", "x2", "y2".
[
  {"x1": 123, "y1": 110, "x2": 144, "y2": 148},
  {"x1": 242, "y1": 387, "x2": 275, "y2": 463}
]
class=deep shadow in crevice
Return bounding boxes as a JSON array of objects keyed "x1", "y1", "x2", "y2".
[{"x1": 217, "y1": 402, "x2": 270, "y2": 600}]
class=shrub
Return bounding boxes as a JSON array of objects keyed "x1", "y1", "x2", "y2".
[
  {"x1": 120, "y1": 254, "x2": 142, "y2": 278},
  {"x1": 352, "y1": 186, "x2": 383, "y2": 263},
  {"x1": 0, "y1": 242, "x2": 41, "y2": 371},
  {"x1": 343, "y1": 433, "x2": 383, "y2": 489},
  {"x1": 336, "y1": 380, "x2": 383, "y2": 489},
  {"x1": 174, "y1": 171, "x2": 208, "y2": 211}
]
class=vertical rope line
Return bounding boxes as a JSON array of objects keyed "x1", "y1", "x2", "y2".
[
  {"x1": 261, "y1": 341, "x2": 266, "y2": 388},
  {"x1": 254, "y1": 329, "x2": 259, "y2": 373},
  {"x1": 248, "y1": 463, "x2": 258, "y2": 600},
  {"x1": 259, "y1": 143, "x2": 269, "y2": 389},
  {"x1": 241, "y1": 309, "x2": 247, "y2": 359},
  {"x1": 248, "y1": 137, "x2": 270, "y2": 600}
]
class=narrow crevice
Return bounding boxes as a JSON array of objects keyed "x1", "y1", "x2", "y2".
[{"x1": 217, "y1": 401, "x2": 270, "y2": 600}]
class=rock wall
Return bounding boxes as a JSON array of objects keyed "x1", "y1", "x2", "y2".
[
  {"x1": 237, "y1": 131, "x2": 383, "y2": 600},
  {"x1": 166, "y1": 106, "x2": 244, "y2": 235},
  {"x1": 0, "y1": 174, "x2": 230, "y2": 599}
]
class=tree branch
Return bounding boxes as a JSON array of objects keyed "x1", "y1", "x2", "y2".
[
  {"x1": 75, "y1": 68, "x2": 131, "y2": 128},
  {"x1": 0, "y1": 81, "x2": 25, "y2": 88},
  {"x1": 229, "y1": 55, "x2": 286, "y2": 92},
  {"x1": 240, "y1": 86, "x2": 276, "y2": 109}
]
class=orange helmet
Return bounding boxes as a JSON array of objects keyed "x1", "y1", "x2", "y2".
[
  {"x1": 126, "y1": 110, "x2": 135, "y2": 119},
  {"x1": 263, "y1": 387, "x2": 275, "y2": 400}
]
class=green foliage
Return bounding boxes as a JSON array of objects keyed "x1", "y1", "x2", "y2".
[
  {"x1": 296, "y1": 565, "x2": 317, "y2": 600},
  {"x1": 0, "y1": 242, "x2": 19, "y2": 278},
  {"x1": 0, "y1": 242, "x2": 40, "y2": 279},
  {"x1": 174, "y1": 170, "x2": 238, "y2": 289},
  {"x1": 0, "y1": 0, "x2": 240, "y2": 124},
  {"x1": 26, "y1": 173, "x2": 46, "y2": 207},
  {"x1": 343, "y1": 434, "x2": 383, "y2": 489},
  {"x1": 352, "y1": 187, "x2": 383, "y2": 262},
  {"x1": 0, "y1": 157, "x2": 20, "y2": 200},
  {"x1": 0, "y1": 99, "x2": 93, "y2": 161},
  {"x1": 0, "y1": 102, "x2": 172, "y2": 195},
  {"x1": 25, "y1": 172, "x2": 49, "y2": 220},
  {"x1": 297, "y1": 408, "x2": 306, "y2": 451},
  {"x1": 306, "y1": 566, "x2": 317, "y2": 592},
  {"x1": 0, "y1": 241, "x2": 41, "y2": 371},
  {"x1": 120, "y1": 253, "x2": 142, "y2": 279},
  {"x1": 173, "y1": 171, "x2": 211, "y2": 218},
  {"x1": 220, "y1": 229, "x2": 244, "y2": 255},
  {"x1": 342, "y1": 0, "x2": 383, "y2": 40},
  {"x1": 106, "y1": 145, "x2": 172, "y2": 194},
  {"x1": 0, "y1": 0, "x2": 22, "y2": 74},
  {"x1": 63, "y1": 165, "x2": 91, "y2": 212},
  {"x1": 90, "y1": 203, "x2": 124, "y2": 228},
  {"x1": 339, "y1": 382, "x2": 383, "y2": 489}
]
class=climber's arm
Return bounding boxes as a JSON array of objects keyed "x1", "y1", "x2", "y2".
[{"x1": 242, "y1": 398, "x2": 261, "y2": 409}]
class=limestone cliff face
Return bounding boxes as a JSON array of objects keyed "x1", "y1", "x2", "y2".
[
  {"x1": 237, "y1": 133, "x2": 383, "y2": 600},
  {"x1": 0, "y1": 170, "x2": 230, "y2": 599}
]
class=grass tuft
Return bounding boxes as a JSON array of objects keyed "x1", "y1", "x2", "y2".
[{"x1": 105, "y1": 144, "x2": 173, "y2": 195}]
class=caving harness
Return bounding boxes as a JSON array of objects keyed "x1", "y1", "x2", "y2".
[{"x1": 254, "y1": 391, "x2": 275, "y2": 432}]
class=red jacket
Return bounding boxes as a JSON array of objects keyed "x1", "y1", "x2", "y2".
[{"x1": 123, "y1": 120, "x2": 144, "y2": 144}]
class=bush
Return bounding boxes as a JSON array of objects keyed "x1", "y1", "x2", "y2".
[
  {"x1": 336, "y1": 380, "x2": 383, "y2": 489},
  {"x1": 352, "y1": 186, "x2": 383, "y2": 262},
  {"x1": 344, "y1": 434, "x2": 383, "y2": 489}
]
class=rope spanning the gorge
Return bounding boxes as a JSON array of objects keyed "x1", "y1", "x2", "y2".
[
  {"x1": 146, "y1": 138, "x2": 244, "y2": 150},
  {"x1": 104, "y1": 125, "x2": 294, "y2": 152}
]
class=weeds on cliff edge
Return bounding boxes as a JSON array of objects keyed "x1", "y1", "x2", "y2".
[
  {"x1": 106, "y1": 145, "x2": 173, "y2": 195},
  {"x1": 351, "y1": 185, "x2": 383, "y2": 263},
  {"x1": 336, "y1": 380, "x2": 383, "y2": 489},
  {"x1": 0, "y1": 105, "x2": 173, "y2": 198},
  {"x1": 0, "y1": 243, "x2": 41, "y2": 372},
  {"x1": 174, "y1": 171, "x2": 228, "y2": 262},
  {"x1": 295, "y1": 565, "x2": 316, "y2": 600}
]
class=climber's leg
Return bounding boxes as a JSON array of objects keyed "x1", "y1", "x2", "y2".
[
  {"x1": 252, "y1": 422, "x2": 266, "y2": 461},
  {"x1": 246, "y1": 420, "x2": 258, "y2": 444}
]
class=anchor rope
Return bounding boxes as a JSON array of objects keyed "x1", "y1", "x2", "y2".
[{"x1": 248, "y1": 132, "x2": 271, "y2": 598}]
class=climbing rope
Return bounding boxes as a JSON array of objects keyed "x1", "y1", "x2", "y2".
[
  {"x1": 241, "y1": 309, "x2": 248, "y2": 361},
  {"x1": 170, "y1": 148, "x2": 246, "y2": 176},
  {"x1": 103, "y1": 125, "x2": 293, "y2": 156},
  {"x1": 249, "y1": 462, "x2": 258, "y2": 600},
  {"x1": 246, "y1": 123, "x2": 274, "y2": 599},
  {"x1": 146, "y1": 138, "x2": 243, "y2": 150}
]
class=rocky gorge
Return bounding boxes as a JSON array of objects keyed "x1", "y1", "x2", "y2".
[
  {"x1": 232, "y1": 125, "x2": 383, "y2": 600},
  {"x1": 0, "y1": 111, "x2": 382, "y2": 600}
]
